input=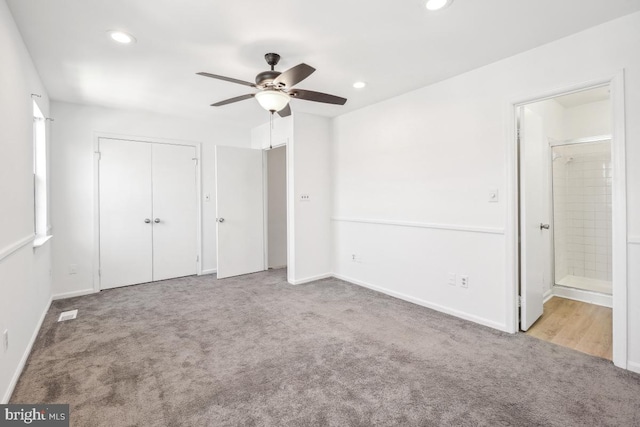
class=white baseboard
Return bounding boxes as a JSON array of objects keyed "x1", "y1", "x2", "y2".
[
  {"x1": 2, "y1": 296, "x2": 52, "y2": 404},
  {"x1": 543, "y1": 289, "x2": 553, "y2": 303},
  {"x1": 552, "y1": 285, "x2": 612, "y2": 308},
  {"x1": 627, "y1": 361, "x2": 640, "y2": 374},
  {"x1": 52, "y1": 288, "x2": 97, "y2": 300},
  {"x1": 200, "y1": 269, "x2": 217, "y2": 276},
  {"x1": 332, "y1": 273, "x2": 509, "y2": 332},
  {"x1": 289, "y1": 273, "x2": 332, "y2": 285}
]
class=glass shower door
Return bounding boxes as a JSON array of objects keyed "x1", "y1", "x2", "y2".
[{"x1": 551, "y1": 140, "x2": 612, "y2": 294}]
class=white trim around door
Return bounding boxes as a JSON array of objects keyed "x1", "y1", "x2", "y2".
[{"x1": 505, "y1": 71, "x2": 628, "y2": 369}]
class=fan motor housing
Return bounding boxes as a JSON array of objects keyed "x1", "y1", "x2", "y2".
[{"x1": 255, "y1": 70, "x2": 282, "y2": 87}]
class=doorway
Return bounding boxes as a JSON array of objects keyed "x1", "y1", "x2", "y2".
[
  {"x1": 214, "y1": 144, "x2": 288, "y2": 279},
  {"x1": 513, "y1": 79, "x2": 627, "y2": 366},
  {"x1": 266, "y1": 145, "x2": 287, "y2": 270}
]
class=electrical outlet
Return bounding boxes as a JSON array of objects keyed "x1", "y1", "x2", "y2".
[
  {"x1": 351, "y1": 254, "x2": 362, "y2": 263},
  {"x1": 69, "y1": 264, "x2": 77, "y2": 275},
  {"x1": 459, "y1": 275, "x2": 469, "y2": 288},
  {"x1": 448, "y1": 273, "x2": 456, "y2": 286},
  {"x1": 3, "y1": 330, "x2": 8, "y2": 353},
  {"x1": 300, "y1": 194, "x2": 311, "y2": 202}
]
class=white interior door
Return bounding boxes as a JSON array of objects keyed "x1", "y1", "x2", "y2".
[
  {"x1": 152, "y1": 143, "x2": 198, "y2": 281},
  {"x1": 99, "y1": 138, "x2": 153, "y2": 289},
  {"x1": 215, "y1": 146, "x2": 265, "y2": 279},
  {"x1": 519, "y1": 108, "x2": 546, "y2": 330}
]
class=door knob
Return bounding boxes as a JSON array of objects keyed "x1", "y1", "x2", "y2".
[
  {"x1": 540, "y1": 223, "x2": 550, "y2": 230},
  {"x1": 144, "y1": 218, "x2": 151, "y2": 224},
  {"x1": 154, "y1": 218, "x2": 161, "y2": 223},
  {"x1": 217, "y1": 218, "x2": 225, "y2": 223}
]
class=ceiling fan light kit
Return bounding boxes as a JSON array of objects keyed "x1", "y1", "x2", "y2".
[
  {"x1": 197, "y1": 52, "x2": 347, "y2": 118},
  {"x1": 255, "y1": 89, "x2": 291, "y2": 113}
]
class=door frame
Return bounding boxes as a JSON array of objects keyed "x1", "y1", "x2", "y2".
[
  {"x1": 505, "y1": 71, "x2": 628, "y2": 369},
  {"x1": 93, "y1": 132, "x2": 203, "y2": 292}
]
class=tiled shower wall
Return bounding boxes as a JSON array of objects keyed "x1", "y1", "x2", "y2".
[{"x1": 552, "y1": 141, "x2": 612, "y2": 283}]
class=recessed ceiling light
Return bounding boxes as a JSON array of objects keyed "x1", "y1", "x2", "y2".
[
  {"x1": 108, "y1": 30, "x2": 136, "y2": 44},
  {"x1": 425, "y1": 0, "x2": 453, "y2": 11},
  {"x1": 353, "y1": 81, "x2": 366, "y2": 89}
]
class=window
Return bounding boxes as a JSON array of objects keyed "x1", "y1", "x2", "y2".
[{"x1": 33, "y1": 101, "x2": 49, "y2": 245}]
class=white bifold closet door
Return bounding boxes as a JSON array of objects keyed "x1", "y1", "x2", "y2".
[{"x1": 99, "y1": 138, "x2": 197, "y2": 290}]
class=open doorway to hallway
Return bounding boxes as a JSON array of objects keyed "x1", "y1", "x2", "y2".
[{"x1": 266, "y1": 145, "x2": 287, "y2": 271}]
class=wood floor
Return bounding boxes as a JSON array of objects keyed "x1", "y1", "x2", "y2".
[{"x1": 526, "y1": 297, "x2": 612, "y2": 360}]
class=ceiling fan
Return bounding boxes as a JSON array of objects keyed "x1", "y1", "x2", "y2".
[{"x1": 197, "y1": 53, "x2": 347, "y2": 117}]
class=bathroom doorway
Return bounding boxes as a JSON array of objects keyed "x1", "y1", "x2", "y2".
[{"x1": 516, "y1": 83, "x2": 624, "y2": 362}]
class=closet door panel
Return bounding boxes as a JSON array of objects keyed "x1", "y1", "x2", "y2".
[
  {"x1": 152, "y1": 143, "x2": 198, "y2": 281},
  {"x1": 99, "y1": 138, "x2": 153, "y2": 289}
]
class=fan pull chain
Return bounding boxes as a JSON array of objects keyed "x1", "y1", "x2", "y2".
[{"x1": 269, "y1": 111, "x2": 274, "y2": 150}]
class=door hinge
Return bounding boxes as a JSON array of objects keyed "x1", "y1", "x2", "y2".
[
  {"x1": 95, "y1": 151, "x2": 101, "y2": 160},
  {"x1": 196, "y1": 255, "x2": 199, "y2": 263},
  {"x1": 518, "y1": 295, "x2": 522, "y2": 307},
  {"x1": 192, "y1": 158, "x2": 198, "y2": 166}
]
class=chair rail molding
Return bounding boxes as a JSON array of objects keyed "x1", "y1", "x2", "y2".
[
  {"x1": 331, "y1": 217, "x2": 505, "y2": 235},
  {"x1": 0, "y1": 233, "x2": 36, "y2": 263}
]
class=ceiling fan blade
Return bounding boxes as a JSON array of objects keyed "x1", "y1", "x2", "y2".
[
  {"x1": 211, "y1": 93, "x2": 255, "y2": 107},
  {"x1": 197, "y1": 72, "x2": 256, "y2": 88},
  {"x1": 289, "y1": 89, "x2": 347, "y2": 105},
  {"x1": 273, "y1": 63, "x2": 316, "y2": 88},
  {"x1": 277, "y1": 104, "x2": 292, "y2": 118}
]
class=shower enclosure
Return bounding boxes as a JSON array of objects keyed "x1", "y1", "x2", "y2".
[{"x1": 551, "y1": 138, "x2": 612, "y2": 294}]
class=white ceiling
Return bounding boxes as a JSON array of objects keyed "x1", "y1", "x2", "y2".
[
  {"x1": 7, "y1": 0, "x2": 640, "y2": 128},
  {"x1": 554, "y1": 86, "x2": 610, "y2": 109}
]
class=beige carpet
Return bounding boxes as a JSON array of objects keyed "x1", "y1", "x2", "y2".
[{"x1": 11, "y1": 269, "x2": 640, "y2": 426}]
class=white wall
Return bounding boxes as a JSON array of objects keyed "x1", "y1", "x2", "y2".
[
  {"x1": 331, "y1": 12, "x2": 640, "y2": 369},
  {"x1": 251, "y1": 116, "x2": 293, "y2": 150},
  {"x1": 251, "y1": 113, "x2": 332, "y2": 284},
  {"x1": 0, "y1": 0, "x2": 52, "y2": 402},
  {"x1": 289, "y1": 114, "x2": 332, "y2": 283},
  {"x1": 267, "y1": 146, "x2": 287, "y2": 268},
  {"x1": 564, "y1": 100, "x2": 612, "y2": 140},
  {"x1": 50, "y1": 102, "x2": 250, "y2": 297}
]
